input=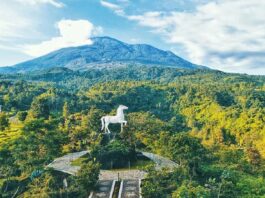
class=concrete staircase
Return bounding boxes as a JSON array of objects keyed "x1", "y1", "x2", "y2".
[
  {"x1": 89, "y1": 180, "x2": 116, "y2": 198},
  {"x1": 90, "y1": 179, "x2": 141, "y2": 198},
  {"x1": 118, "y1": 179, "x2": 141, "y2": 198}
]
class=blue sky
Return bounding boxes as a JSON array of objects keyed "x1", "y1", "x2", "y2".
[{"x1": 0, "y1": 0, "x2": 265, "y2": 75}]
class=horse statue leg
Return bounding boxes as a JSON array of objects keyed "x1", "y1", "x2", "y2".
[
  {"x1": 105, "y1": 122, "x2": 111, "y2": 134},
  {"x1": 120, "y1": 121, "x2": 127, "y2": 133},
  {"x1": 101, "y1": 117, "x2": 104, "y2": 130}
]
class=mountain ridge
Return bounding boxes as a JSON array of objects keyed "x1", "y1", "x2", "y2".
[{"x1": 0, "y1": 36, "x2": 208, "y2": 73}]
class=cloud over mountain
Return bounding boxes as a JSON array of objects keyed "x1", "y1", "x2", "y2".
[
  {"x1": 102, "y1": 0, "x2": 265, "y2": 74},
  {"x1": 23, "y1": 20, "x2": 102, "y2": 57}
]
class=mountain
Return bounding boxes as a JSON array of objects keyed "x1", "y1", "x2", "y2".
[{"x1": 0, "y1": 37, "x2": 207, "y2": 73}]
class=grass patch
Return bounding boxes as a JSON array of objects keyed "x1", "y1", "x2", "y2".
[
  {"x1": 0, "y1": 122, "x2": 23, "y2": 148},
  {"x1": 70, "y1": 154, "x2": 90, "y2": 166},
  {"x1": 131, "y1": 158, "x2": 154, "y2": 169}
]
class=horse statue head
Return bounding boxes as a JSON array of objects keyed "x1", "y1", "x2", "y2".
[{"x1": 118, "y1": 105, "x2": 128, "y2": 110}]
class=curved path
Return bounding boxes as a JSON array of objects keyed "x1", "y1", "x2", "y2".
[
  {"x1": 47, "y1": 151, "x2": 177, "y2": 198},
  {"x1": 47, "y1": 150, "x2": 177, "y2": 176},
  {"x1": 141, "y1": 151, "x2": 178, "y2": 170}
]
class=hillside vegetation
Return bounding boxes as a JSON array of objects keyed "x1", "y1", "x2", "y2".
[{"x1": 0, "y1": 67, "x2": 265, "y2": 197}]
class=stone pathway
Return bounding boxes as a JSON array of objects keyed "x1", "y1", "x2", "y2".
[{"x1": 100, "y1": 170, "x2": 146, "y2": 180}]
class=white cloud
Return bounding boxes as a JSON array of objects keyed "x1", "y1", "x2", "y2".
[
  {"x1": 105, "y1": 0, "x2": 265, "y2": 74},
  {"x1": 100, "y1": 0, "x2": 120, "y2": 9},
  {"x1": 0, "y1": 2, "x2": 35, "y2": 41},
  {"x1": 23, "y1": 19, "x2": 102, "y2": 57},
  {"x1": 100, "y1": 0, "x2": 125, "y2": 16},
  {"x1": 0, "y1": 0, "x2": 69, "y2": 66},
  {"x1": 0, "y1": 0, "x2": 63, "y2": 42},
  {"x1": 15, "y1": 0, "x2": 64, "y2": 7}
]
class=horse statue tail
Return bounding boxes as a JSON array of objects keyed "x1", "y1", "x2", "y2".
[{"x1": 101, "y1": 117, "x2": 105, "y2": 131}]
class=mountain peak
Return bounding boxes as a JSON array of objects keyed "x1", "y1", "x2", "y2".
[
  {"x1": 92, "y1": 36, "x2": 125, "y2": 44},
  {"x1": 0, "y1": 37, "x2": 207, "y2": 73}
]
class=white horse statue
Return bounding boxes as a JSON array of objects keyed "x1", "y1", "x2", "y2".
[{"x1": 101, "y1": 105, "x2": 128, "y2": 134}]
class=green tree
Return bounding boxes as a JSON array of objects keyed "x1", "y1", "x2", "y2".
[
  {"x1": 246, "y1": 147, "x2": 262, "y2": 167},
  {"x1": 82, "y1": 107, "x2": 104, "y2": 132},
  {"x1": 17, "y1": 111, "x2": 28, "y2": 122},
  {"x1": 0, "y1": 112, "x2": 9, "y2": 131},
  {"x1": 167, "y1": 133, "x2": 207, "y2": 178},
  {"x1": 141, "y1": 166, "x2": 188, "y2": 198},
  {"x1": 97, "y1": 140, "x2": 133, "y2": 169},
  {"x1": 0, "y1": 148, "x2": 20, "y2": 195},
  {"x1": 28, "y1": 95, "x2": 51, "y2": 119},
  {"x1": 76, "y1": 161, "x2": 100, "y2": 196},
  {"x1": 63, "y1": 101, "x2": 69, "y2": 119},
  {"x1": 13, "y1": 119, "x2": 65, "y2": 172},
  {"x1": 22, "y1": 172, "x2": 58, "y2": 197},
  {"x1": 172, "y1": 181, "x2": 210, "y2": 198},
  {"x1": 126, "y1": 112, "x2": 165, "y2": 149}
]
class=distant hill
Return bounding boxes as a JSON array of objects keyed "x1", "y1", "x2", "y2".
[{"x1": 0, "y1": 37, "x2": 207, "y2": 73}]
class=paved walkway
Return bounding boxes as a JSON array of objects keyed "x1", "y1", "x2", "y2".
[
  {"x1": 141, "y1": 152, "x2": 178, "y2": 170},
  {"x1": 47, "y1": 151, "x2": 147, "y2": 179},
  {"x1": 100, "y1": 170, "x2": 146, "y2": 180},
  {"x1": 47, "y1": 150, "x2": 177, "y2": 177},
  {"x1": 46, "y1": 150, "x2": 89, "y2": 175}
]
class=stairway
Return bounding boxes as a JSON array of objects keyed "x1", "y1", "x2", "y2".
[
  {"x1": 119, "y1": 179, "x2": 140, "y2": 198},
  {"x1": 90, "y1": 179, "x2": 141, "y2": 198},
  {"x1": 89, "y1": 180, "x2": 115, "y2": 198}
]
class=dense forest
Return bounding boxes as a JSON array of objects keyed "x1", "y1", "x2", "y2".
[{"x1": 0, "y1": 66, "x2": 265, "y2": 197}]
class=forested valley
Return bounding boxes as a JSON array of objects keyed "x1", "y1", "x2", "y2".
[{"x1": 0, "y1": 66, "x2": 265, "y2": 197}]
